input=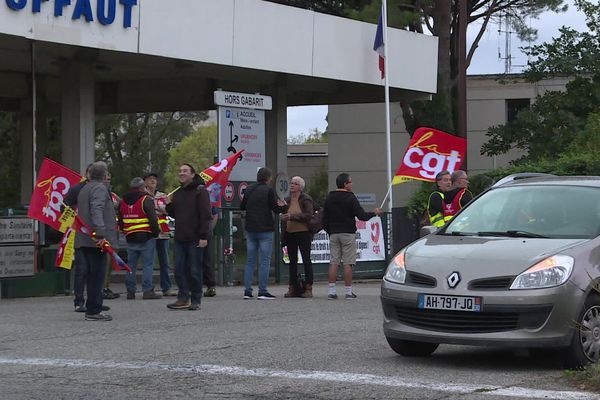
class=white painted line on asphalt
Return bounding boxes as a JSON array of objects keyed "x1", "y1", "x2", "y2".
[{"x1": 0, "y1": 357, "x2": 596, "y2": 400}]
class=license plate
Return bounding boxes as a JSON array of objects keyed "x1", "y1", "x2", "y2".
[{"x1": 418, "y1": 294, "x2": 481, "y2": 312}]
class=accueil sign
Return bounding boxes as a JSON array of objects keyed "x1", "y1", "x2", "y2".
[{"x1": 4, "y1": 0, "x2": 138, "y2": 28}]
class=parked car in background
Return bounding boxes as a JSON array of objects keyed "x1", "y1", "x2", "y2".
[{"x1": 381, "y1": 175, "x2": 600, "y2": 368}]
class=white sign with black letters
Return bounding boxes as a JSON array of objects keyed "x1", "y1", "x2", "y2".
[
  {"x1": 218, "y1": 106, "x2": 265, "y2": 182},
  {"x1": 0, "y1": 218, "x2": 34, "y2": 244},
  {"x1": 0, "y1": 245, "x2": 35, "y2": 278}
]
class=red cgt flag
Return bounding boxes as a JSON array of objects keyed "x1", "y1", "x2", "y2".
[
  {"x1": 28, "y1": 158, "x2": 83, "y2": 231},
  {"x1": 199, "y1": 149, "x2": 245, "y2": 208},
  {"x1": 393, "y1": 127, "x2": 467, "y2": 185}
]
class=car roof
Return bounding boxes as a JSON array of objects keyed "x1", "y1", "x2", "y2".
[{"x1": 496, "y1": 175, "x2": 600, "y2": 188}]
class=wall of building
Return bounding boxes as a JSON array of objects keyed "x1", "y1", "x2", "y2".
[
  {"x1": 0, "y1": 0, "x2": 438, "y2": 93},
  {"x1": 327, "y1": 74, "x2": 571, "y2": 208},
  {"x1": 287, "y1": 143, "x2": 328, "y2": 190}
]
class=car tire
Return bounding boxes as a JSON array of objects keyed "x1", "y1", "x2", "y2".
[
  {"x1": 385, "y1": 336, "x2": 439, "y2": 357},
  {"x1": 562, "y1": 293, "x2": 600, "y2": 369}
]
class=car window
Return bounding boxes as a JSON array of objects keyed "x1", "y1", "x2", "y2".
[{"x1": 445, "y1": 185, "x2": 600, "y2": 238}]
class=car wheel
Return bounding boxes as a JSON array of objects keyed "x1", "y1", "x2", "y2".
[
  {"x1": 385, "y1": 336, "x2": 439, "y2": 357},
  {"x1": 563, "y1": 293, "x2": 600, "y2": 369}
]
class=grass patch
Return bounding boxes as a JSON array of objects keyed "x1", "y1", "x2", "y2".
[{"x1": 564, "y1": 363, "x2": 600, "y2": 392}]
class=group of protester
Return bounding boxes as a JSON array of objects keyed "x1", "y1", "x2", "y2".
[
  {"x1": 426, "y1": 169, "x2": 472, "y2": 227},
  {"x1": 241, "y1": 168, "x2": 382, "y2": 301},
  {"x1": 70, "y1": 161, "x2": 384, "y2": 321},
  {"x1": 67, "y1": 161, "x2": 218, "y2": 321}
]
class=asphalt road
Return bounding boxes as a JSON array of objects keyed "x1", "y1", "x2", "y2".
[{"x1": 0, "y1": 281, "x2": 598, "y2": 400}]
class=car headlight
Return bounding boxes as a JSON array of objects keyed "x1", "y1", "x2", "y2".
[
  {"x1": 384, "y1": 250, "x2": 406, "y2": 284},
  {"x1": 510, "y1": 255, "x2": 574, "y2": 289}
]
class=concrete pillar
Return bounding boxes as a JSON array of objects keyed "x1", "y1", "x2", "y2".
[
  {"x1": 60, "y1": 60, "x2": 95, "y2": 173},
  {"x1": 19, "y1": 98, "x2": 33, "y2": 204},
  {"x1": 264, "y1": 83, "x2": 287, "y2": 178}
]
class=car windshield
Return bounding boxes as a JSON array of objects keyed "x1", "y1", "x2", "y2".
[{"x1": 443, "y1": 185, "x2": 600, "y2": 239}]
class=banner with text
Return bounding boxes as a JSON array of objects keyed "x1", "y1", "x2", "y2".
[
  {"x1": 283, "y1": 217, "x2": 385, "y2": 264},
  {"x1": 392, "y1": 127, "x2": 466, "y2": 185}
]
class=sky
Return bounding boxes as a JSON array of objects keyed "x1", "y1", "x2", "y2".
[{"x1": 287, "y1": 0, "x2": 588, "y2": 141}]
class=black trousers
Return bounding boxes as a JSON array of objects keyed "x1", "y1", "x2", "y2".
[
  {"x1": 287, "y1": 231, "x2": 313, "y2": 286},
  {"x1": 202, "y1": 236, "x2": 216, "y2": 288}
]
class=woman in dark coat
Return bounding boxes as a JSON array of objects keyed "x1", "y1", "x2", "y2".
[{"x1": 281, "y1": 176, "x2": 314, "y2": 298}]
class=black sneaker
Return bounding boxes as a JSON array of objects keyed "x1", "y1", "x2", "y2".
[
  {"x1": 257, "y1": 292, "x2": 276, "y2": 300},
  {"x1": 103, "y1": 288, "x2": 120, "y2": 299},
  {"x1": 327, "y1": 294, "x2": 338, "y2": 300},
  {"x1": 85, "y1": 312, "x2": 113, "y2": 321},
  {"x1": 74, "y1": 305, "x2": 86, "y2": 312},
  {"x1": 243, "y1": 291, "x2": 253, "y2": 300},
  {"x1": 345, "y1": 293, "x2": 357, "y2": 300},
  {"x1": 188, "y1": 303, "x2": 201, "y2": 311},
  {"x1": 204, "y1": 287, "x2": 216, "y2": 297}
]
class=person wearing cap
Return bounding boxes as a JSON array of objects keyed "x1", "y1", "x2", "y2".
[
  {"x1": 118, "y1": 177, "x2": 161, "y2": 300},
  {"x1": 144, "y1": 172, "x2": 177, "y2": 297}
]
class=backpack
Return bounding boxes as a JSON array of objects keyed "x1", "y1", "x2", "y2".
[{"x1": 309, "y1": 206, "x2": 324, "y2": 234}]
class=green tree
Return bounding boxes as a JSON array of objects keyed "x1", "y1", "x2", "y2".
[
  {"x1": 288, "y1": 128, "x2": 328, "y2": 144},
  {"x1": 482, "y1": 0, "x2": 600, "y2": 162},
  {"x1": 264, "y1": 0, "x2": 370, "y2": 16},
  {"x1": 95, "y1": 111, "x2": 208, "y2": 195},
  {"x1": 306, "y1": 163, "x2": 329, "y2": 207},
  {"x1": 165, "y1": 124, "x2": 218, "y2": 191}
]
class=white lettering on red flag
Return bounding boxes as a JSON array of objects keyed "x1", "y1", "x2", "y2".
[
  {"x1": 27, "y1": 158, "x2": 83, "y2": 230},
  {"x1": 393, "y1": 127, "x2": 466, "y2": 185}
]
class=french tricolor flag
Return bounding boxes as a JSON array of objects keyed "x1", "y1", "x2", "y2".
[{"x1": 373, "y1": 11, "x2": 384, "y2": 79}]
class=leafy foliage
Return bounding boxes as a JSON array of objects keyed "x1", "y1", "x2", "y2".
[
  {"x1": 407, "y1": 151, "x2": 600, "y2": 218},
  {"x1": 95, "y1": 112, "x2": 208, "y2": 195},
  {"x1": 164, "y1": 124, "x2": 218, "y2": 191},
  {"x1": 482, "y1": 1, "x2": 600, "y2": 163},
  {"x1": 288, "y1": 128, "x2": 328, "y2": 144},
  {"x1": 263, "y1": 0, "x2": 371, "y2": 16},
  {"x1": 306, "y1": 162, "x2": 329, "y2": 207}
]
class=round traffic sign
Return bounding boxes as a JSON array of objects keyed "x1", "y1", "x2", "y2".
[
  {"x1": 238, "y1": 182, "x2": 248, "y2": 200},
  {"x1": 224, "y1": 182, "x2": 235, "y2": 202},
  {"x1": 275, "y1": 172, "x2": 289, "y2": 199}
]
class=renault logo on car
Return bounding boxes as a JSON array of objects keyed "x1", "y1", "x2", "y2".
[{"x1": 447, "y1": 272, "x2": 461, "y2": 288}]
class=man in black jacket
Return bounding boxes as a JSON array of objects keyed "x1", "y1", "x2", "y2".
[
  {"x1": 322, "y1": 173, "x2": 381, "y2": 300},
  {"x1": 118, "y1": 177, "x2": 161, "y2": 300},
  {"x1": 240, "y1": 167, "x2": 287, "y2": 300},
  {"x1": 165, "y1": 164, "x2": 212, "y2": 310}
]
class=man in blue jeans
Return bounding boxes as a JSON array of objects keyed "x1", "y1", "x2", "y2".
[
  {"x1": 165, "y1": 164, "x2": 212, "y2": 310},
  {"x1": 73, "y1": 161, "x2": 116, "y2": 321},
  {"x1": 118, "y1": 177, "x2": 161, "y2": 300},
  {"x1": 144, "y1": 172, "x2": 177, "y2": 296},
  {"x1": 240, "y1": 167, "x2": 287, "y2": 300}
]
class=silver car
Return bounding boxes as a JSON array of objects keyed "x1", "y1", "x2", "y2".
[{"x1": 381, "y1": 175, "x2": 600, "y2": 368}]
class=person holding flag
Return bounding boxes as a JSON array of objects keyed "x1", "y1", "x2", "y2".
[
  {"x1": 197, "y1": 149, "x2": 244, "y2": 297},
  {"x1": 74, "y1": 161, "x2": 117, "y2": 321}
]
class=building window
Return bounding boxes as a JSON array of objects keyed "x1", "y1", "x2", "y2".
[{"x1": 506, "y1": 98, "x2": 530, "y2": 123}]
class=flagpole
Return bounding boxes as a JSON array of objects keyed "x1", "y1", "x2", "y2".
[{"x1": 382, "y1": 0, "x2": 393, "y2": 213}]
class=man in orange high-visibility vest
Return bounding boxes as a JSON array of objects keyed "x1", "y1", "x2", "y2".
[
  {"x1": 144, "y1": 172, "x2": 177, "y2": 297},
  {"x1": 118, "y1": 177, "x2": 161, "y2": 300}
]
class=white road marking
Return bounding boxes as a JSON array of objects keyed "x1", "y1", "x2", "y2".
[{"x1": 0, "y1": 357, "x2": 596, "y2": 399}]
